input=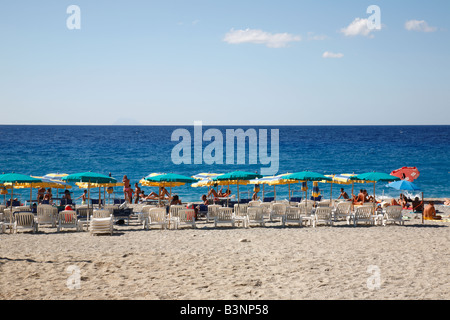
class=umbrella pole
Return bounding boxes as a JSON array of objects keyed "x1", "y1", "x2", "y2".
[
  {"x1": 421, "y1": 191, "x2": 424, "y2": 224},
  {"x1": 274, "y1": 186, "x2": 276, "y2": 201},
  {"x1": 330, "y1": 182, "x2": 333, "y2": 206},
  {"x1": 288, "y1": 183, "x2": 291, "y2": 201},
  {"x1": 351, "y1": 181, "x2": 355, "y2": 211},
  {"x1": 305, "y1": 182, "x2": 307, "y2": 207},
  {"x1": 373, "y1": 182, "x2": 376, "y2": 215},
  {"x1": 227, "y1": 183, "x2": 230, "y2": 207},
  {"x1": 237, "y1": 182, "x2": 240, "y2": 205},
  {"x1": 30, "y1": 185, "x2": 32, "y2": 208},
  {"x1": 262, "y1": 184, "x2": 265, "y2": 201},
  {"x1": 158, "y1": 187, "x2": 161, "y2": 207},
  {"x1": 87, "y1": 180, "x2": 91, "y2": 220},
  {"x1": 10, "y1": 183, "x2": 14, "y2": 208}
]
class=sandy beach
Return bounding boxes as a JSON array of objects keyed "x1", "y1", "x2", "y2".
[{"x1": 1, "y1": 204, "x2": 449, "y2": 300}]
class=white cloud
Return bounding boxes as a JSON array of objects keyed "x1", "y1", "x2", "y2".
[
  {"x1": 307, "y1": 32, "x2": 328, "y2": 41},
  {"x1": 223, "y1": 28, "x2": 301, "y2": 48},
  {"x1": 405, "y1": 20, "x2": 437, "y2": 32},
  {"x1": 322, "y1": 51, "x2": 344, "y2": 59},
  {"x1": 340, "y1": 18, "x2": 378, "y2": 38}
]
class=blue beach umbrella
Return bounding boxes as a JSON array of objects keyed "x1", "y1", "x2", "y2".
[{"x1": 386, "y1": 180, "x2": 421, "y2": 192}]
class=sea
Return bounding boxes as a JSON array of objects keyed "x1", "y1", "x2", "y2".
[{"x1": 0, "y1": 125, "x2": 449, "y2": 204}]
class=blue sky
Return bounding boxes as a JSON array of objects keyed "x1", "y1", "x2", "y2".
[{"x1": 0, "y1": 0, "x2": 449, "y2": 125}]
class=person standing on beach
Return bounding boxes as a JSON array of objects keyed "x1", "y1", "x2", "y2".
[
  {"x1": 134, "y1": 183, "x2": 141, "y2": 204},
  {"x1": 76, "y1": 189, "x2": 88, "y2": 205},
  {"x1": 122, "y1": 175, "x2": 133, "y2": 203}
]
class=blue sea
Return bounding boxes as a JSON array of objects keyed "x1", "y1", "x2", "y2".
[{"x1": 0, "y1": 125, "x2": 449, "y2": 203}]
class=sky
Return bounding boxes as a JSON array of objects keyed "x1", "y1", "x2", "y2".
[{"x1": 0, "y1": 0, "x2": 449, "y2": 125}]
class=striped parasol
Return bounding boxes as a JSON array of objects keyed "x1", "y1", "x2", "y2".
[
  {"x1": 248, "y1": 173, "x2": 295, "y2": 201},
  {"x1": 42, "y1": 173, "x2": 69, "y2": 181}
]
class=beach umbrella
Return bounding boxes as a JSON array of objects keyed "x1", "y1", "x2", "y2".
[
  {"x1": 191, "y1": 173, "x2": 224, "y2": 201},
  {"x1": 319, "y1": 173, "x2": 369, "y2": 202},
  {"x1": 390, "y1": 167, "x2": 420, "y2": 182},
  {"x1": 0, "y1": 173, "x2": 42, "y2": 208},
  {"x1": 385, "y1": 179, "x2": 423, "y2": 224},
  {"x1": 142, "y1": 173, "x2": 197, "y2": 205},
  {"x1": 142, "y1": 173, "x2": 197, "y2": 227},
  {"x1": 62, "y1": 172, "x2": 117, "y2": 210},
  {"x1": 351, "y1": 172, "x2": 400, "y2": 214},
  {"x1": 12, "y1": 176, "x2": 73, "y2": 207},
  {"x1": 283, "y1": 171, "x2": 332, "y2": 205},
  {"x1": 42, "y1": 173, "x2": 69, "y2": 181},
  {"x1": 248, "y1": 173, "x2": 295, "y2": 201},
  {"x1": 0, "y1": 184, "x2": 12, "y2": 205},
  {"x1": 212, "y1": 171, "x2": 262, "y2": 204},
  {"x1": 386, "y1": 180, "x2": 421, "y2": 192}
]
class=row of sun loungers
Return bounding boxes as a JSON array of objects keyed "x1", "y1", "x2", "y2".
[{"x1": 0, "y1": 201, "x2": 404, "y2": 235}]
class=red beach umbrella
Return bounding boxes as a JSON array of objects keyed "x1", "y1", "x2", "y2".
[{"x1": 390, "y1": 167, "x2": 420, "y2": 182}]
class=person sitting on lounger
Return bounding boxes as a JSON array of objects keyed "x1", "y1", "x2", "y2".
[
  {"x1": 159, "y1": 187, "x2": 170, "y2": 199},
  {"x1": 412, "y1": 197, "x2": 424, "y2": 212},
  {"x1": 37, "y1": 187, "x2": 46, "y2": 203},
  {"x1": 170, "y1": 195, "x2": 182, "y2": 205},
  {"x1": 363, "y1": 189, "x2": 375, "y2": 202},
  {"x1": 352, "y1": 189, "x2": 365, "y2": 205},
  {"x1": 208, "y1": 188, "x2": 220, "y2": 198},
  {"x1": 43, "y1": 188, "x2": 53, "y2": 204},
  {"x1": 338, "y1": 188, "x2": 349, "y2": 200},
  {"x1": 424, "y1": 201, "x2": 441, "y2": 220}
]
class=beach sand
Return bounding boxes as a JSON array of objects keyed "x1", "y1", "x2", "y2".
[{"x1": 1, "y1": 205, "x2": 449, "y2": 300}]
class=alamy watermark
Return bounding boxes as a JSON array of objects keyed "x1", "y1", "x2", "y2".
[
  {"x1": 66, "y1": 5, "x2": 81, "y2": 30},
  {"x1": 66, "y1": 265, "x2": 81, "y2": 290},
  {"x1": 366, "y1": 265, "x2": 381, "y2": 290},
  {"x1": 367, "y1": 5, "x2": 381, "y2": 30},
  {"x1": 171, "y1": 121, "x2": 279, "y2": 176}
]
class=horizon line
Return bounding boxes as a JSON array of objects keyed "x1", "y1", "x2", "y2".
[{"x1": 0, "y1": 124, "x2": 449, "y2": 127}]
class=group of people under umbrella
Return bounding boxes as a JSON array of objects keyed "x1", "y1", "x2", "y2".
[{"x1": 1, "y1": 168, "x2": 437, "y2": 223}]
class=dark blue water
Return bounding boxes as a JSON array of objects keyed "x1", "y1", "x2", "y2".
[{"x1": 0, "y1": 125, "x2": 449, "y2": 203}]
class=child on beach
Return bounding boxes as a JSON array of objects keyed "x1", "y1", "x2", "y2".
[{"x1": 76, "y1": 189, "x2": 88, "y2": 205}]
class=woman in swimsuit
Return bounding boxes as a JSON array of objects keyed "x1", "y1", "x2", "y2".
[
  {"x1": 122, "y1": 175, "x2": 133, "y2": 202},
  {"x1": 134, "y1": 183, "x2": 141, "y2": 203},
  {"x1": 37, "y1": 187, "x2": 46, "y2": 203}
]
